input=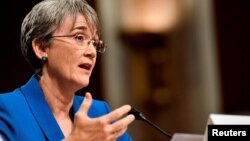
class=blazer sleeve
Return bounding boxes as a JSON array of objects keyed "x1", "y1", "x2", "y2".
[{"x1": 0, "y1": 95, "x2": 17, "y2": 141}]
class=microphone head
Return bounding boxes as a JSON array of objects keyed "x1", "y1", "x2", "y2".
[{"x1": 128, "y1": 107, "x2": 146, "y2": 121}]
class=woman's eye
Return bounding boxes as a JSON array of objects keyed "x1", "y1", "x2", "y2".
[{"x1": 74, "y1": 34, "x2": 85, "y2": 41}]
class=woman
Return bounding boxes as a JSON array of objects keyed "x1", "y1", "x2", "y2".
[{"x1": 0, "y1": 0, "x2": 135, "y2": 141}]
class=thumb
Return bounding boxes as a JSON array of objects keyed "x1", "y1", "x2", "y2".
[{"x1": 78, "y1": 92, "x2": 93, "y2": 115}]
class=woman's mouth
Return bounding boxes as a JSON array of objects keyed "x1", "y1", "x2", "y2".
[{"x1": 78, "y1": 63, "x2": 92, "y2": 72}]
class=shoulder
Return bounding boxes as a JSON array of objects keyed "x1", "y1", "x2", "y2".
[
  {"x1": 0, "y1": 88, "x2": 30, "y2": 120},
  {"x1": 0, "y1": 89, "x2": 25, "y2": 107},
  {"x1": 0, "y1": 89, "x2": 29, "y2": 141}
]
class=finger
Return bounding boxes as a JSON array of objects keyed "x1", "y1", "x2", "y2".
[
  {"x1": 111, "y1": 115, "x2": 135, "y2": 139},
  {"x1": 77, "y1": 92, "x2": 93, "y2": 116},
  {"x1": 105, "y1": 105, "x2": 131, "y2": 123},
  {"x1": 103, "y1": 105, "x2": 132, "y2": 123},
  {"x1": 112, "y1": 114, "x2": 135, "y2": 131},
  {"x1": 113, "y1": 127, "x2": 127, "y2": 138}
]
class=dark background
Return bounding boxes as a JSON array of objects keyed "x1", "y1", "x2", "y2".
[
  {"x1": 214, "y1": 0, "x2": 250, "y2": 113},
  {"x1": 0, "y1": 0, "x2": 249, "y2": 114}
]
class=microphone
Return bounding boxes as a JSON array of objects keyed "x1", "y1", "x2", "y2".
[{"x1": 128, "y1": 107, "x2": 172, "y2": 139}]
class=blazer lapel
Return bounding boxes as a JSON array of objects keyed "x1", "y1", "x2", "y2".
[{"x1": 20, "y1": 75, "x2": 64, "y2": 141}]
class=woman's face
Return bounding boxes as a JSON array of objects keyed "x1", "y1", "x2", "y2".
[{"x1": 45, "y1": 14, "x2": 98, "y2": 90}]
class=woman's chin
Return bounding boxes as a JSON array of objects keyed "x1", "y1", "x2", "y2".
[
  {"x1": 73, "y1": 76, "x2": 90, "y2": 89},
  {"x1": 80, "y1": 80, "x2": 89, "y2": 87}
]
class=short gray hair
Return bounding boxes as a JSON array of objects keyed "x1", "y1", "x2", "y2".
[{"x1": 20, "y1": 0, "x2": 100, "y2": 70}]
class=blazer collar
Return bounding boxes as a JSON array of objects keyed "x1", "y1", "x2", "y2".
[{"x1": 20, "y1": 75, "x2": 65, "y2": 140}]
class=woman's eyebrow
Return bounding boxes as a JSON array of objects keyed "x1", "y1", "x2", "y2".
[{"x1": 73, "y1": 25, "x2": 88, "y2": 31}]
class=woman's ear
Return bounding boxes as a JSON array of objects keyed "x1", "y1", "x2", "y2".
[{"x1": 32, "y1": 38, "x2": 47, "y2": 60}]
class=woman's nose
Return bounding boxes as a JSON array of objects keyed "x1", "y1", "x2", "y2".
[{"x1": 83, "y1": 44, "x2": 97, "y2": 59}]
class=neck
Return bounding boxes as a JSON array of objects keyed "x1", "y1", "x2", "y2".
[
  {"x1": 38, "y1": 73, "x2": 75, "y2": 136},
  {"x1": 39, "y1": 75, "x2": 74, "y2": 116}
]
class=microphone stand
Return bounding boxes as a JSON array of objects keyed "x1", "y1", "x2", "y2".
[{"x1": 128, "y1": 107, "x2": 172, "y2": 139}]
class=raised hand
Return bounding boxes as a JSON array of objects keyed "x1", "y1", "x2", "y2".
[{"x1": 64, "y1": 92, "x2": 135, "y2": 141}]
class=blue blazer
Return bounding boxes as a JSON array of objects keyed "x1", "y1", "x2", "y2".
[{"x1": 0, "y1": 75, "x2": 132, "y2": 141}]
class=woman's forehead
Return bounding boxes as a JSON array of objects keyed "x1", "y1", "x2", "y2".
[{"x1": 56, "y1": 14, "x2": 98, "y2": 37}]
